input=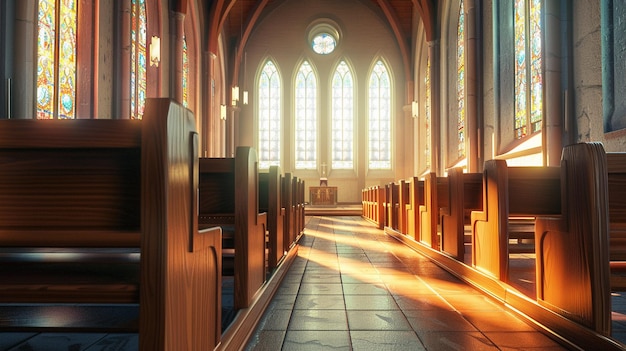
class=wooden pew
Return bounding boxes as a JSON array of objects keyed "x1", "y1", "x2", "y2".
[
  {"x1": 282, "y1": 173, "x2": 295, "y2": 250},
  {"x1": 198, "y1": 146, "x2": 267, "y2": 311},
  {"x1": 471, "y1": 160, "x2": 561, "y2": 283},
  {"x1": 385, "y1": 182, "x2": 399, "y2": 231},
  {"x1": 259, "y1": 165, "x2": 285, "y2": 270},
  {"x1": 293, "y1": 176, "x2": 305, "y2": 239},
  {"x1": 0, "y1": 98, "x2": 222, "y2": 350},
  {"x1": 534, "y1": 142, "x2": 612, "y2": 336},
  {"x1": 440, "y1": 168, "x2": 483, "y2": 262},
  {"x1": 606, "y1": 153, "x2": 626, "y2": 290},
  {"x1": 419, "y1": 173, "x2": 447, "y2": 249},
  {"x1": 362, "y1": 186, "x2": 386, "y2": 229}
]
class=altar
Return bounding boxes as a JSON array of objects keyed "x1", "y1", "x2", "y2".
[{"x1": 309, "y1": 186, "x2": 337, "y2": 206}]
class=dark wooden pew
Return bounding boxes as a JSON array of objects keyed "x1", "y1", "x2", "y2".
[
  {"x1": 471, "y1": 160, "x2": 561, "y2": 283},
  {"x1": 440, "y1": 168, "x2": 483, "y2": 262},
  {"x1": 198, "y1": 146, "x2": 267, "y2": 310},
  {"x1": 0, "y1": 98, "x2": 222, "y2": 350},
  {"x1": 405, "y1": 177, "x2": 424, "y2": 241},
  {"x1": 606, "y1": 153, "x2": 626, "y2": 289},
  {"x1": 259, "y1": 165, "x2": 285, "y2": 270}
]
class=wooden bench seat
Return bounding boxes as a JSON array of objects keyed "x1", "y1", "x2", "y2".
[
  {"x1": 259, "y1": 166, "x2": 286, "y2": 270},
  {"x1": 0, "y1": 99, "x2": 223, "y2": 350},
  {"x1": 199, "y1": 146, "x2": 267, "y2": 310}
]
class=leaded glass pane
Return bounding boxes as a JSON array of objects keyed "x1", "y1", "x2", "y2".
[
  {"x1": 312, "y1": 33, "x2": 336, "y2": 55},
  {"x1": 183, "y1": 36, "x2": 189, "y2": 108},
  {"x1": 259, "y1": 60, "x2": 281, "y2": 169},
  {"x1": 37, "y1": 0, "x2": 77, "y2": 119},
  {"x1": 529, "y1": 0, "x2": 542, "y2": 133},
  {"x1": 425, "y1": 57, "x2": 431, "y2": 169},
  {"x1": 369, "y1": 60, "x2": 391, "y2": 170},
  {"x1": 514, "y1": 0, "x2": 542, "y2": 139},
  {"x1": 331, "y1": 61, "x2": 354, "y2": 169},
  {"x1": 295, "y1": 61, "x2": 317, "y2": 169},
  {"x1": 457, "y1": 1, "x2": 466, "y2": 158},
  {"x1": 131, "y1": 0, "x2": 147, "y2": 119}
]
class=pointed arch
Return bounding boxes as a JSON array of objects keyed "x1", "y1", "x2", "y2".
[
  {"x1": 368, "y1": 58, "x2": 392, "y2": 170},
  {"x1": 258, "y1": 58, "x2": 282, "y2": 169},
  {"x1": 294, "y1": 59, "x2": 318, "y2": 170},
  {"x1": 330, "y1": 59, "x2": 355, "y2": 170}
]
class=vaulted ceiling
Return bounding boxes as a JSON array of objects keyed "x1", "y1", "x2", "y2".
[{"x1": 201, "y1": 0, "x2": 436, "y2": 97}]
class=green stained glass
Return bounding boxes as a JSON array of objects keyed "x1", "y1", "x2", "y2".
[
  {"x1": 331, "y1": 61, "x2": 354, "y2": 169},
  {"x1": 457, "y1": 0, "x2": 466, "y2": 158},
  {"x1": 369, "y1": 60, "x2": 391, "y2": 170},
  {"x1": 37, "y1": 0, "x2": 76, "y2": 119},
  {"x1": 131, "y1": 0, "x2": 147, "y2": 119},
  {"x1": 295, "y1": 61, "x2": 317, "y2": 169},
  {"x1": 258, "y1": 60, "x2": 281, "y2": 169}
]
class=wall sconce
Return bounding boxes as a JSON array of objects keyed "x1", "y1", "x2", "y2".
[
  {"x1": 232, "y1": 86, "x2": 239, "y2": 106},
  {"x1": 242, "y1": 90, "x2": 249, "y2": 105},
  {"x1": 220, "y1": 104, "x2": 227, "y2": 120},
  {"x1": 411, "y1": 101, "x2": 419, "y2": 118},
  {"x1": 150, "y1": 36, "x2": 160, "y2": 67}
]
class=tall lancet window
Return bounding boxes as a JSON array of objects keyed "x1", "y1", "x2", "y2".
[
  {"x1": 425, "y1": 57, "x2": 431, "y2": 170},
  {"x1": 368, "y1": 60, "x2": 391, "y2": 170},
  {"x1": 36, "y1": 0, "x2": 77, "y2": 119},
  {"x1": 331, "y1": 60, "x2": 354, "y2": 170},
  {"x1": 457, "y1": 0, "x2": 466, "y2": 158},
  {"x1": 295, "y1": 61, "x2": 317, "y2": 170},
  {"x1": 130, "y1": 0, "x2": 147, "y2": 119},
  {"x1": 182, "y1": 36, "x2": 189, "y2": 108},
  {"x1": 514, "y1": 0, "x2": 542, "y2": 139},
  {"x1": 258, "y1": 60, "x2": 281, "y2": 169}
]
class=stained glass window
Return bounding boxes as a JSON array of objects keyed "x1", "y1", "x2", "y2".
[
  {"x1": 182, "y1": 36, "x2": 189, "y2": 108},
  {"x1": 295, "y1": 61, "x2": 317, "y2": 169},
  {"x1": 131, "y1": 0, "x2": 147, "y2": 119},
  {"x1": 331, "y1": 61, "x2": 354, "y2": 170},
  {"x1": 514, "y1": 0, "x2": 542, "y2": 139},
  {"x1": 457, "y1": 0, "x2": 466, "y2": 158},
  {"x1": 312, "y1": 33, "x2": 336, "y2": 55},
  {"x1": 425, "y1": 56, "x2": 431, "y2": 170},
  {"x1": 369, "y1": 60, "x2": 391, "y2": 170},
  {"x1": 258, "y1": 60, "x2": 281, "y2": 169},
  {"x1": 36, "y1": 0, "x2": 77, "y2": 119}
]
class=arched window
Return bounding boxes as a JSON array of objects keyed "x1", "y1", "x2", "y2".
[
  {"x1": 182, "y1": 36, "x2": 189, "y2": 108},
  {"x1": 514, "y1": 0, "x2": 542, "y2": 139},
  {"x1": 36, "y1": 0, "x2": 77, "y2": 119},
  {"x1": 368, "y1": 60, "x2": 391, "y2": 170},
  {"x1": 457, "y1": 0, "x2": 466, "y2": 158},
  {"x1": 258, "y1": 60, "x2": 281, "y2": 169},
  {"x1": 425, "y1": 56, "x2": 431, "y2": 170},
  {"x1": 331, "y1": 60, "x2": 354, "y2": 170},
  {"x1": 130, "y1": 0, "x2": 147, "y2": 119},
  {"x1": 295, "y1": 61, "x2": 317, "y2": 170}
]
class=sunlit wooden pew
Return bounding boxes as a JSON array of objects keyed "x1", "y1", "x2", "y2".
[
  {"x1": 259, "y1": 165, "x2": 285, "y2": 270},
  {"x1": 0, "y1": 99, "x2": 222, "y2": 350},
  {"x1": 362, "y1": 185, "x2": 386, "y2": 229},
  {"x1": 198, "y1": 146, "x2": 267, "y2": 311},
  {"x1": 418, "y1": 173, "x2": 447, "y2": 249},
  {"x1": 440, "y1": 168, "x2": 483, "y2": 262},
  {"x1": 470, "y1": 159, "x2": 560, "y2": 283}
]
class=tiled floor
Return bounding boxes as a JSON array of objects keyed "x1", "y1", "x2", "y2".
[{"x1": 245, "y1": 216, "x2": 568, "y2": 350}]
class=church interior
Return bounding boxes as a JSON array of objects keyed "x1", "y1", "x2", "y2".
[{"x1": 1, "y1": 0, "x2": 626, "y2": 350}]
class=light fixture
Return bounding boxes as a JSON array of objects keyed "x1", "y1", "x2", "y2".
[
  {"x1": 232, "y1": 86, "x2": 239, "y2": 106},
  {"x1": 411, "y1": 101, "x2": 419, "y2": 118},
  {"x1": 242, "y1": 90, "x2": 249, "y2": 105},
  {"x1": 220, "y1": 104, "x2": 227, "y2": 120},
  {"x1": 150, "y1": 36, "x2": 160, "y2": 67}
]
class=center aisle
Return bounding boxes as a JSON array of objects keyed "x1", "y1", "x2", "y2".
[{"x1": 245, "y1": 216, "x2": 567, "y2": 351}]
